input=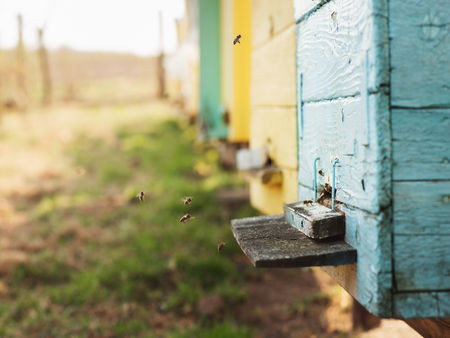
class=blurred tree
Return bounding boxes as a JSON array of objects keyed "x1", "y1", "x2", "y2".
[
  {"x1": 157, "y1": 11, "x2": 166, "y2": 98},
  {"x1": 37, "y1": 26, "x2": 52, "y2": 106},
  {"x1": 16, "y1": 14, "x2": 28, "y2": 109}
]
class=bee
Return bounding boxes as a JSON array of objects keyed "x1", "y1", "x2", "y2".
[
  {"x1": 318, "y1": 169, "x2": 324, "y2": 176},
  {"x1": 233, "y1": 34, "x2": 242, "y2": 45},
  {"x1": 217, "y1": 242, "x2": 226, "y2": 253},
  {"x1": 179, "y1": 213, "x2": 192, "y2": 223},
  {"x1": 303, "y1": 200, "x2": 313, "y2": 206},
  {"x1": 331, "y1": 11, "x2": 337, "y2": 21},
  {"x1": 182, "y1": 197, "x2": 192, "y2": 205},
  {"x1": 137, "y1": 191, "x2": 145, "y2": 202},
  {"x1": 324, "y1": 183, "x2": 332, "y2": 194}
]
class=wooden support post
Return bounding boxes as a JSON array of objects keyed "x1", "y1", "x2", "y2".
[{"x1": 37, "y1": 27, "x2": 52, "y2": 106}]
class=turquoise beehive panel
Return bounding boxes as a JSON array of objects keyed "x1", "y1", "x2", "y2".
[
  {"x1": 198, "y1": 0, "x2": 227, "y2": 139},
  {"x1": 295, "y1": 0, "x2": 449, "y2": 318}
]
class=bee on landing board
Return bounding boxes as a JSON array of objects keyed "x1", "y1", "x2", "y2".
[
  {"x1": 182, "y1": 197, "x2": 192, "y2": 205},
  {"x1": 233, "y1": 34, "x2": 242, "y2": 45},
  {"x1": 137, "y1": 191, "x2": 145, "y2": 202},
  {"x1": 303, "y1": 200, "x2": 313, "y2": 206},
  {"x1": 179, "y1": 213, "x2": 192, "y2": 223},
  {"x1": 217, "y1": 242, "x2": 226, "y2": 253}
]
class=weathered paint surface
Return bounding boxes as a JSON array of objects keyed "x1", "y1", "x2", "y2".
[
  {"x1": 220, "y1": 0, "x2": 234, "y2": 120},
  {"x1": 248, "y1": 0, "x2": 297, "y2": 214},
  {"x1": 198, "y1": 0, "x2": 227, "y2": 139},
  {"x1": 394, "y1": 292, "x2": 450, "y2": 318},
  {"x1": 392, "y1": 109, "x2": 450, "y2": 181},
  {"x1": 296, "y1": 0, "x2": 392, "y2": 317},
  {"x1": 390, "y1": 0, "x2": 450, "y2": 108},
  {"x1": 389, "y1": 0, "x2": 450, "y2": 316}
]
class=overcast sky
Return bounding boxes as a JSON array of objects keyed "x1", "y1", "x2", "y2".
[{"x1": 0, "y1": 0, "x2": 185, "y2": 56}]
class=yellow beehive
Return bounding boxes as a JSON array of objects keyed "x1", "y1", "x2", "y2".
[{"x1": 249, "y1": 0, "x2": 297, "y2": 214}]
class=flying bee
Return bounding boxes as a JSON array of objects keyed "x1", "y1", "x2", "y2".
[
  {"x1": 217, "y1": 242, "x2": 226, "y2": 253},
  {"x1": 179, "y1": 213, "x2": 192, "y2": 223},
  {"x1": 318, "y1": 169, "x2": 324, "y2": 176},
  {"x1": 303, "y1": 200, "x2": 313, "y2": 206},
  {"x1": 137, "y1": 191, "x2": 145, "y2": 202},
  {"x1": 182, "y1": 197, "x2": 192, "y2": 205},
  {"x1": 233, "y1": 34, "x2": 242, "y2": 45}
]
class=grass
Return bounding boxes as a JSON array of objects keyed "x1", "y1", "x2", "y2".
[{"x1": 0, "y1": 102, "x2": 258, "y2": 337}]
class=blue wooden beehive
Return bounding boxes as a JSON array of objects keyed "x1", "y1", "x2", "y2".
[
  {"x1": 232, "y1": 0, "x2": 449, "y2": 319},
  {"x1": 294, "y1": 0, "x2": 449, "y2": 318}
]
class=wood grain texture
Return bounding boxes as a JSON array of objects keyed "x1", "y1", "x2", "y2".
[
  {"x1": 394, "y1": 292, "x2": 450, "y2": 318},
  {"x1": 296, "y1": 0, "x2": 389, "y2": 102},
  {"x1": 231, "y1": 214, "x2": 356, "y2": 267},
  {"x1": 392, "y1": 109, "x2": 450, "y2": 181},
  {"x1": 251, "y1": 0, "x2": 294, "y2": 48},
  {"x1": 250, "y1": 107, "x2": 297, "y2": 169},
  {"x1": 298, "y1": 94, "x2": 391, "y2": 213},
  {"x1": 251, "y1": 25, "x2": 296, "y2": 107},
  {"x1": 404, "y1": 318, "x2": 450, "y2": 338},
  {"x1": 390, "y1": 0, "x2": 450, "y2": 108},
  {"x1": 393, "y1": 181, "x2": 450, "y2": 235},
  {"x1": 394, "y1": 234, "x2": 450, "y2": 291},
  {"x1": 284, "y1": 202, "x2": 345, "y2": 239},
  {"x1": 294, "y1": 0, "x2": 324, "y2": 22}
]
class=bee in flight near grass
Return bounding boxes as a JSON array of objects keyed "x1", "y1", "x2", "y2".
[
  {"x1": 182, "y1": 197, "x2": 192, "y2": 205},
  {"x1": 217, "y1": 242, "x2": 226, "y2": 253},
  {"x1": 233, "y1": 34, "x2": 242, "y2": 45},
  {"x1": 137, "y1": 191, "x2": 145, "y2": 202},
  {"x1": 179, "y1": 213, "x2": 192, "y2": 223}
]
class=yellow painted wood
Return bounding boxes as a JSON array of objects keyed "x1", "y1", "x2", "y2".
[
  {"x1": 249, "y1": 167, "x2": 298, "y2": 215},
  {"x1": 230, "y1": 0, "x2": 251, "y2": 142},
  {"x1": 220, "y1": 0, "x2": 233, "y2": 116},
  {"x1": 250, "y1": 107, "x2": 297, "y2": 169},
  {"x1": 251, "y1": 24, "x2": 296, "y2": 107},
  {"x1": 252, "y1": 0, "x2": 295, "y2": 48}
]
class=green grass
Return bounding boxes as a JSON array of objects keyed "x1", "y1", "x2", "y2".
[{"x1": 1, "y1": 103, "x2": 258, "y2": 337}]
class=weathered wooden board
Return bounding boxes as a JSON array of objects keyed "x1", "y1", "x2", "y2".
[
  {"x1": 249, "y1": 167, "x2": 298, "y2": 215},
  {"x1": 296, "y1": 0, "x2": 389, "y2": 102},
  {"x1": 231, "y1": 214, "x2": 356, "y2": 268},
  {"x1": 390, "y1": 0, "x2": 450, "y2": 108},
  {"x1": 252, "y1": 0, "x2": 294, "y2": 48},
  {"x1": 284, "y1": 202, "x2": 345, "y2": 239},
  {"x1": 392, "y1": 109, "x2": 450, "y2": 181},
  {"x1": 251, "y1": 25, "x2": 296, "y2": 107},
  {"x1": 394, "y1": 234, "x2": 450, "y2": 291},
  {"x1": 321, "y1": 203, "x2": 392, "y2": 317},
  {"x1": 394, "y1": 291, "x2": 450, "y2": 318},
  {"x1": 294, "y1": 0, "x2": 324, "y2": 23},
  {"x1": 298, "y1": 94, "x2": 391, "y2": 213},
  {"x1": 393, "y1": 181, "x2": 450, "y2": 235},
  {"x1": 250, "y1": 107, "x2": 297, "y2": 169},
  {"x1": 404, "y1": 318, "x2": 450, "y2": 337},
  {"x1": 243, "y1": 167, "x2": 282, "y2": 186}
]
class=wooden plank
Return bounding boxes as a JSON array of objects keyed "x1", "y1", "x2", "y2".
[
  {"x1": 294, "y1": 0, "x2": 324, "y2": 22},
  {"x1": 390, "y1": 0, "x2": 450, "y2": 108},
  {"x1": 323, "y1": 203, "x2": 392, "y2": 317},
  {"x1": 394, "y1": 234, "x2": 450, "y2": 291},
  {"x1": 230, "y1": 0, "x2": 251, "y2": 142},
  {"x1": 298, "y1": 95, "x2": 391, "y2": 213},
  {"x1": 404, "y1": 318, "x2": 450, "y2": 338},
  {"x1": 252, "y1": 0, "x2": 294, "y2": 47},
  {"x1": 394, "y1": 291, "x2": 450, "y2": 318},
  {"x1": 393, "y1": 181, "x2": 450, "y2": 235},
  {"x1": 392, "y1": 109, "x2": 450, "y2": 181},
  {"x1": 296, "y1": 0, "x2": 389, "y2": 102},
  {"x1": 284, "y1": 202, "x2": 345, "y2": 239},
  {"x1": 250, "y1": 107, "x2": 297, "y2": 169},
  {"x1": 251, "y1": 25, "x2": 296, "y2": 107},
  {"x1": 231, "y1": 214, "x2": 356, "y2": 268}
]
